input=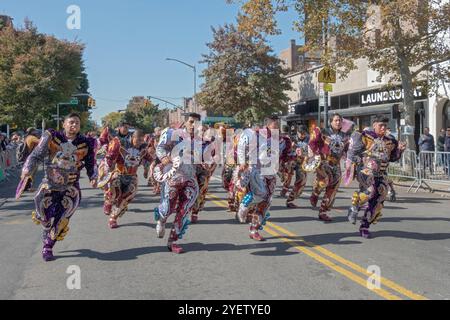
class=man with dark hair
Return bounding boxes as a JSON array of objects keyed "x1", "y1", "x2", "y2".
[
  {"x1": 16, "y1": 113, "x2": 97, "y2": 261},
  {"x1": 286, "y1": 125, "x2": 310, "y2": 208},
  {"x1": 236, "y1": 115, "x2": 279, "y2": 241},
  {"x1": 346, "y1": 115, "x2": 406, "y2": 238},
  {"x1": 99, "y1": 129, "x2": 150, "y2": 228},
  {"x1": 308, "y1": 113, "x2": 349, "y2": 221},
  {"x1": 153, "y1": 113, "x2": 200, "y2": 253},
  {"x1": 279, "y1": 124, "x2": 295, "y2": 198},
  {"x1": 144, "y1": 127, "x2": 162, "y2": 192},
  {"x1": 98, "y1": 119, "x2": 133, "y2": 215},
  {"x1": 191, "y1": 120, "x2": 218, "y2": 223}
]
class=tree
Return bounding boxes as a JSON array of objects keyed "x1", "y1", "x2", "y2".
[
  {"x1": 198, "y1": 23, "x2": 292, "y2": 125},
  {"x1": 101, "y1": 112, "x2": 123, "y2": 129},
  {"x1": 124, "y1": 98, "x2": 160, "y2": 133},
  {"x1": 0, "y1": 18, "x2": 85, "y2": 130},
  {"x1": 229, "y1": 0, "x2": 450, "y2": 149}
]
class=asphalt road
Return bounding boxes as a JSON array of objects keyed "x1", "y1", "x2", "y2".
[{"x1": 1, "y1": 167, "x2": 449, "y2": 300}]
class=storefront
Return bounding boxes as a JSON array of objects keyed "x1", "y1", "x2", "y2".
[{"x1": 284, "y1": 86, "x2": 428, "y2": 139}]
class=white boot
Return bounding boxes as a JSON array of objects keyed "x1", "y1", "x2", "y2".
[{"x1": 156, "y1": 220, "x2": 166, "y2": 238}]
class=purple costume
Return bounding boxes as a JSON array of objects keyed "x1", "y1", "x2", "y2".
[
  {"x1": 19, "y1": 129, "x2": 97, "y2": 261},
  {"x1": 346, "y1": 129, "x2": 403, "y2": 238}
]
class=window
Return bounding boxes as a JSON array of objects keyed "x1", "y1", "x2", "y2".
[
  {"x1": 330, "y1": 96, "x2": 339, "y2": 110},
  {"x1": 350, "y1": 93, "x2": 360, "y2": 107},
  {"x1": 340, "y1": 95, "x2": 349, "y2": 109}
]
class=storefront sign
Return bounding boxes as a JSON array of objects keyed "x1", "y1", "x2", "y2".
[{"x1": 360, "y1": 87, "x2": 426, "y2": 106}]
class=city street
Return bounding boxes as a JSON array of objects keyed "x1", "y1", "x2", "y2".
[{"x1": 1, "y1": 168, "x2": 449, "y2": 300}]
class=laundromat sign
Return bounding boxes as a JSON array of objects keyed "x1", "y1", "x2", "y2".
[{"x1": 360, "y1": 86, "x2": 427, "y2": 106}]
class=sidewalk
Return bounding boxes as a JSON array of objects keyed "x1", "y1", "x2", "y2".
[{"x1": 393, "y1": 179, "x2": 450, "y2": 198}]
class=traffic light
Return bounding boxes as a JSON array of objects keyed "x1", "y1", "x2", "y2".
[{"x1": 87, "y1": 97, "x2": 96, "y2": 107}]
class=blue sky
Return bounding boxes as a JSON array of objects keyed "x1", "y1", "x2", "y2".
[{"x1": 1, "y1": 0, "x2": 301, "y2": 123}]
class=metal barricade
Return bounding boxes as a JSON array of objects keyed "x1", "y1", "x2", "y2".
[
  {"x1": 418, "y1": 151, "x2": 450, "y2": 190},
  {"x1": 0, "y1": 146, "x2": 20, "y2": 183},
  {"x1": 387, "y1": 149, "x2": 424, "y2": 192}
]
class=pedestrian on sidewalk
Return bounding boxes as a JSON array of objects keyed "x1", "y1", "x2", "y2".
[
  {"x1": 437, "y1": 128, "x2": 446, "y2": 168},
  {"x1": 418, "y1": 127, "x2": 435, "y2": 175},
  {"x1": 445, "y1": 127, "x2": 450, "y2": 178}
]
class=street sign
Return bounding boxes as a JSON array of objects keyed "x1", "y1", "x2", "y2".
[
  {"x1": 70, "y1": 99, "x2": 79, "y2": 105},
  {"x1": 324, "y1": 83, "x2": 333, "y2": 92},
  {"x1": 318, "y1": 67, "x2": 336, "y2": 83},
  {"x1": 319, "y1": 86, "x2": 325, "y2": 107}
]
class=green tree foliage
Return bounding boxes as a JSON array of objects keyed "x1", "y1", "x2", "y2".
[
  {"x1": 101, "y1": 112, "x2": 123, "y2": 130},
  {"x1": 0, "y1": 19, "x2": 85, "y2": 130},
  {"x1": 198, "y1": 24, "x2": 292, "y2": 125}
]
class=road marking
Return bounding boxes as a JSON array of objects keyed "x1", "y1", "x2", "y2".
[
  {"x1": 206, "y1": 193, "x2": 428, "y2": 300},
  {"x1": 263, "y1": 226, "x2": 401, "y2": 300},
  {"x1": 266, "y1": 222, "x2": 428, "y2": 300}
]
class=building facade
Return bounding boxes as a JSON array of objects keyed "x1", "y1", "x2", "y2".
[{"x1": 281, "y1": 56, "x2": 447, "y2": 146}]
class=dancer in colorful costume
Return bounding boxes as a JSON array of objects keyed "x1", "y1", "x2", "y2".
[
  {"x1": 98, "y1": 129, "x2": 150, "y2": 229},
  {"x1": 279, "y1": 125, "x2": 295, "y2": 198},
  {"x1": 98, "y1": 121, "x2": 133, "y2": 215},
  {"x1": 345, "y1": 115, "x2": 406, "y2": 238},
  {"x1": 286, "y1": 125, "x2": 310, "y2": 208},
  {"x1": 16, "y1": 113, "x2": 97, "y2": 261},
  {"x1": 236, "y1": 116, "x2": 279, "y2": 241},
  {"x1": 191, "y1": 125, "x2": 218, "y2": 223},
  {"x1": 153, "y1": 113, "x2": 200, "y2": 253},
  {"x1": 143, "y1": 127, "x2": 162, "y2": 193},
  {"x1": 308, "y1": 114, "x2": 349, "y2": 221},
  {"x1": 218, "y1": 124, "x2": 239, "y2": 212}
]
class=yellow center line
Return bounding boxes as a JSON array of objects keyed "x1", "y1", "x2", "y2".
[
  {"x1": 263, "y1": 226, "x2": 402, "y2": 300},
  {"x1": 266, "y1": 222, "x2": 428, "y2": 300},
  {"x1": 206, "y1": 193, "x2": 428, "y2": 300}
]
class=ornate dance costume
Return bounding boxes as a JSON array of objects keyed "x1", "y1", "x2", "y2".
[
  {"x1": 236, "y1": 128, "x2": 278, "y2": 241},
  {"x1": 286, "y1": 135, "x2": 309, "y2": 207},
  {"x1": 279, "y1": 134, "x2": 295, "y2": 198},
  {"x1": 143, "y1": 134, "x2": 161, "y2": 194},
  {"x1": 308, "y1": 127, "x2": 349, "y2": 220},
  {"x1": 153, "y1": 128, "x2": 199, "y2": 253},
  {"x1": 98, "y1": 127, "x2": 133, "y2": 215},
  {"x1": 222, "y1": 133, "x2": 240, "y2": 212},
  {"x1": 191, "y1": 136, "x2": 217, "y2": 223},
  {"x1": 98, "y1": 136, "x2": 150, "y2": 228},
  {"x1": 17, "y1": 129, "x2": 97, "y2": 261},
  {"x1": 345, "y1": 130, "x2": 403, "y2": 238}
]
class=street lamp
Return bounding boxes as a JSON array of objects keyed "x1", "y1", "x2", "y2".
[{"x1": 165, "y1": 58, "x2": 197, "y2": 109}]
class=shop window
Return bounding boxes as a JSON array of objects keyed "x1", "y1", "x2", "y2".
[
  {"x1": 330, "y1": 96, "x2": 339, "y2": 110},
  {"x1": 350, "y1": 93, "x2": 360, "y2": 107},
  {"x1": 340, "y1": 95, "x2": 349, "y2": 109}
]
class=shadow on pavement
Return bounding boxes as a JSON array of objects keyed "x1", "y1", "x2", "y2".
[{"x1": 58, "y1": 240, "x2": 303, "y2": 261}]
